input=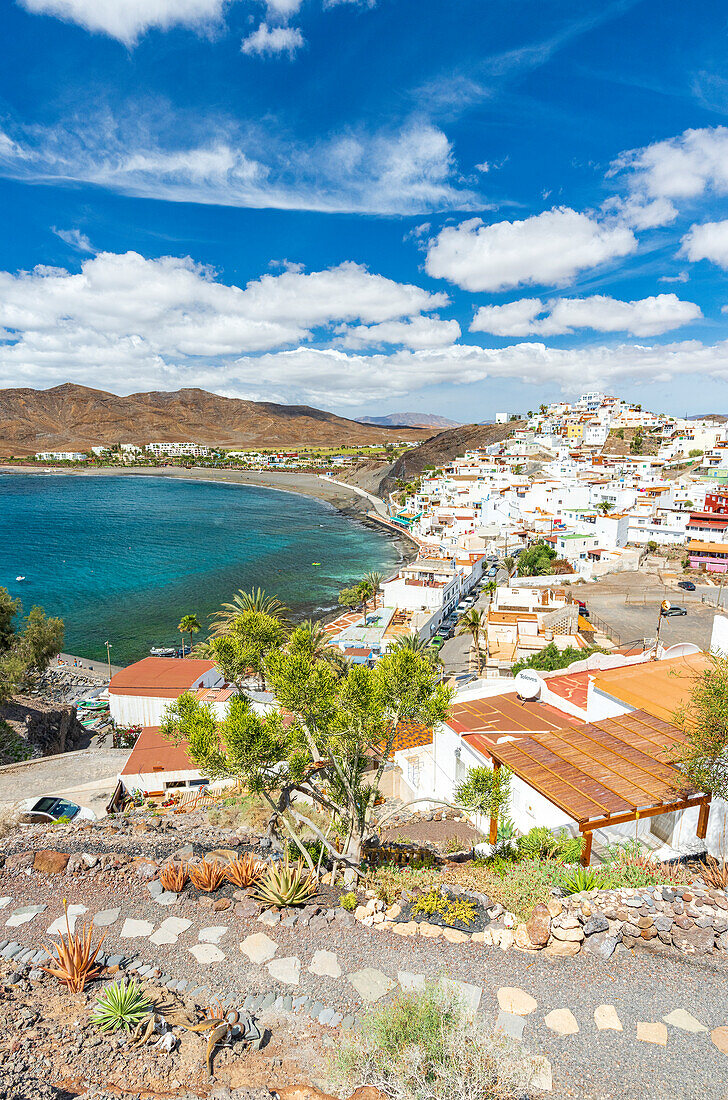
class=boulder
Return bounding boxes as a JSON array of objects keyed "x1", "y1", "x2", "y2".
[
  {"x1": 526, "y1": 903, "x2": 551, "y2": 946},
  {"x1": 551, "y1": 924, "x2": 584, "y2": 942},
  {"x1": 583, "y1": 932, "x2": 618, "y2": 960},
  {"x1": 544, "y1": 938, "x2": 581, "y2": 958},
  {"x1": 673, "y1": 926, "x2": 715, "y2": 955},
  {"x1": 4, "y1": 852, "x2": 34, "y2": 870},
  {"x1": 515, "y1": 924, "x2": 539, "y2": 951},
  {"x1": 583, "y1": 913, "x2": 609, "y2": 936},
  {"x1": 33, "y1": 851, "x2": 69, "y2": 875}
]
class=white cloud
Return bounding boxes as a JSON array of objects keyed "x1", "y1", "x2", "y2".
[
  {"x1": 471, "y1": 293, "x2": 701, "y2": 338},
  {"x1": 0, "y1": 116, "x2": 473, "y2": 215},
  {"x1": 681, "y1": 219, "x2": 728, "y2": 269},
  {"x1": 425, "y1": 208, "x2": 636, "y2": 292},
  {"x1": 659, "y1": 272, "x2": 689, "y2": 283},
  {"x1": 52, "y1": 227, "x2": 95, "y2": 253},
  {"x1": 263, "y1": 0, "x2": 303, "y2": 17},
  {"x1": 18, "y1": 0, "x2": 230, "y2": 44},
  {"x1": 242, "y1": 22, "x2": 304, "y2": 56},
  {"x1": 0, "y1": 251, "x2": 453, "y2": 400},
  {"x1": 336, "y1": 315, "x2": 461, "y2": 349},
  {"x1": 611, "y1": 126, "x2": 728, "y2": 227}
]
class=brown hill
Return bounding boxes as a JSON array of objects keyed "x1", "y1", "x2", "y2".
[{"x1": 0, "y1": 384, "x2": 432, "y2": 456}]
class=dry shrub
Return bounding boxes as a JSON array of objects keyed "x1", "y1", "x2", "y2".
[
  {"x1": 225, "y1": 852, "x2": 266, "y2": 888},
  {"x1": 701, "y1": 855, "x2": 728, "y2": 890},
  {"x1": 159, "y1": 862, "x2": 189, "y2": 893},
  {"x1": 0, "y1": 807, "x2": 17, "y2": 840},
  {"x1": 42, "y1": 902, "x2": 106, "y2": 993},
  {"x1": 189, "y1": 858, "x2": 226, "y2": 892},
  {"x1": 335, "y1": 981, "x2": 532, "y2": 1100}
]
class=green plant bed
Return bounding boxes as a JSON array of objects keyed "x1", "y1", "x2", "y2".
[{"x1": 401, "y1": 887, "x2": 488, "y2": 932}]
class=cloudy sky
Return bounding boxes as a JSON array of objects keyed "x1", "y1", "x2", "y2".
[{"x1": 2, "y1": 0, "x2": 728, "y2": 418}]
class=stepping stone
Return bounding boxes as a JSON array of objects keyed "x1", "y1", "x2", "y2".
[
  {"x1": 663, "y1": 1009, "x2": 708, "y2": 1033},
  {"x1": 330, "y1": 1012, "x2": 343, "y2": 1027},
  {"x1": 497, "y1": 987, "x2": 537, "y2": 1016},
  {"x1": 594, "y1": 1005, "x2": 622, "y2": 1031},
  {"x1": 189, "y1": 943, "x2": 225, "y2": 965},
  {"x1": 318, "y1": 1007, "x2": 335, "y2": 1025},
  {"x1": 0, "y1": 898, "x2": 12, "y2": 910},
  {"x1": 443, "y1": 977, "x2": 482, "y2": 1015},
  {"x1": 527, "y1": 1056, "x2": 553, "y2": 1093},
  {"x1": 6, "y1": 905, "x2": 46, "y2": 927},
  {"x1": 309, "y1": 1001, "x2": 324, "y2": 1018},
  {"x1": 266, "y1": 956, "x2": 301, "y2": 986},
  {"x1": 240, "y1": 932, "x2": 279, "y2": 965},
  {"x1": 47, "y1": 905, "x2": 87, "y2": 935},
  {"x1": 120, "y1": 919, "x2": 155, "y2": 939},
  {"x1": 106, "y1": 954, "x2": 124, "y2": 968},
  {"x1": 94, "y1": 908, "x2": 121, "y2": 928},
  {"x1": 711, "y1": 1026, "x2": 728, "y2": 1054},
  {"x1": 155, "y1": 892, "x2": 179, "y2": 906},
  {"x1": 260, "y1": 992, "x2": 276, "y2": 1009},
  {"x1": 397, "y1": 971, "x2": 425, "y2": 992},
  {"x1": 308, "y1": 950, "x2": 342, "y2": 979},
  {"x1": 637, "y1": 1022, "x2": 667, "y2": 1046},
  {"x1": 543, "y1": 1009, "x2": 579, "y2": 1036},
  {"x1": 347, "y1": 968, "x2": 395, "y2": 1004},
  {"x1": 198, "y1": 926, "x2": 228, "y2": 944},
  {"x1": 176, "y1": 979, "x2": 189, "y2": 991},
  {"x1": 150, "y1": 917, "x2": 192, "y2": 946},
  {"x1": 341, "y1": 1014, "x2": 355, "y2": 1031},
  {"x1": 494, "y1": 1011, "x2": 525, "y2": 1042}
]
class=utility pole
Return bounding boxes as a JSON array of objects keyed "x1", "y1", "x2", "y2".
[{"x1": 105, "y1": 640, "x2": 112, "y2": 682}]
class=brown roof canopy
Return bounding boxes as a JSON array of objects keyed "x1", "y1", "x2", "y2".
[{"x1": 487, "y1": 709, "x2": 705, "y2": 832}]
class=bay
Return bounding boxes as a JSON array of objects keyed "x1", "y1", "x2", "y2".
[{"x1": 0, "y1": 473, "x2": 400, "y2": 664}]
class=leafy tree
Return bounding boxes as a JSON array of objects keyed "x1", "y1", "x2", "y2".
[
  {"x1": 647, "y1": 540, "x2": 658, "y2": 553},
  {"x1": 289, "y1": 620, "x2": 349, "y2": 678},
  {"x1": 689, "y1": 449, "x2": 704, "y2": 458},
  {"x1": 511, "y1": 641, "x2": 603, "y2": 676},
  {"x1": 457, "y1": 609, "x2": 486, "y2": 675},
  {"x1": 615, "y1": 428, "x2": 625, "y2": 440},
  {"x1": 0, "y1": 589, "x2": 63, "y2": 703},
  {"x1": 630, "y1": 430, "x2": 644, "y2": 454},
  {"x1": 209, "y1": 588, "x2": 289, "y2": 637},
  {"x1": 516, "y1": 541, "x2": 556, "y2": 577},
  {"x1": 596, "y1": 500, "x2": 615, "y2": 514},
  {"x1": 338, "y1": 578, "x2": 374, "y2": 620},
  {"x1": 177, "y1": 613, "x2": 201, "y2": 654},
  {"x1": 162, "y1": 645, "x2": 451, "y2": 879},
  {"x1": 483, "y1": 580, "x2": 497, "y2": 600},
  {"x1": 455, "y1": 765, "x2": 511, "y2": 824},
  {"x1": 674, "y1": 653, "x2": 728, "y2": 799},
  {"x1": 210, "y1": 609, "x2": 286, "y2": 690}
]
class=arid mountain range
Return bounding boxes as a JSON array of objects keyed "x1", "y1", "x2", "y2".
[
  {"x1": 356, "y1": 412, "x2": 461, "y2": 428},
  {"x1": 0, "y1": 384, "x2": 433, "y2": 455}
]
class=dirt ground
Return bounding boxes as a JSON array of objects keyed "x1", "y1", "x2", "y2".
[{"x1": 381, "y1": 818, "x2": 484, "y2": 851}]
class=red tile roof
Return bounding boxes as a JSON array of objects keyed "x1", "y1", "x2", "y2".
[
  {"x1": 120, "y1": 726, "x2": 196, "y2": 777},
  {"x1": 110, "y1": 657, "x2": 215, "y2": 696}
]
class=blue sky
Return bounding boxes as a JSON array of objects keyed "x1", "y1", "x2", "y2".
[{"x1": 2, "y1": 0, "x2": 728, "y2": 420}]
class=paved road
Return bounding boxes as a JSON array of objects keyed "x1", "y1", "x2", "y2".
[
  {"x1": 440, "y1": 565, "x2": 509, "y2": 676},
  {"x1": 574, "y1": 572, "x2": 720, "y2": 650},
  {"x1": 0, "y1": 746, "x2": 128, "y2": 817}
]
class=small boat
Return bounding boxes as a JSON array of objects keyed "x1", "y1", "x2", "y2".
[
  {"x1": 78, "y1": 700, "x2": 109, "y2": 712},
  {"x1": 150, "y1": 646, "x2": 176, "y2": 657},
  {"x1": 15, "y1": 576, "x2": 25, "y2": 582},
  {"x1": 312, "y1": 562, "x2": 321, "y2": 566}
]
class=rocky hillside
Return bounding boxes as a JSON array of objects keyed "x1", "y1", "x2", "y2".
[
  {"x1": 356, "y1": 412, "x2": 461, "y2": 428},
  {"x1": 601, "y1": 427, "x2": 661, "y2": 457},
  {"x1": 0, "y1": 384, "x2": 433, "y2": 455},
  {"x1": 383, "y1": 420, "x2": 524, "y2": 486}
]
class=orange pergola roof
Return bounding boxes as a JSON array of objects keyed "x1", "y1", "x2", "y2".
[{"x1": 486, "y1": 709, "x2": 706, "y2": 832}]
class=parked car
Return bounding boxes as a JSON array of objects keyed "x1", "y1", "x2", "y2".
[
  {"x1": 487, "y1": 566, "x2": 498, "y2": 577},
  {"x1": 677, "y1": 580, "x2": 696, "y2": 591},
  {"x1": 662, "y1": 606, "x2": 687, "y2": 617},
  {"x1": 16, "y1": 795, "x2": 96, "y2": 825}
]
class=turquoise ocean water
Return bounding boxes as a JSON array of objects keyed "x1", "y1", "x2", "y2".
[{"x1": 0, "y1": 473, "x2": 400, "y2": 665}]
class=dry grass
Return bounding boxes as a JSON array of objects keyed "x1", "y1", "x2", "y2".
[
  {"x1": 189, "y1": 859, "x2": 226, "y2": 893},
  {"x1": 42, "y1": 903, "x2": 106, "y2": 993},
  {"x1": 701, "y1": 856, "x2": 728, "y2": 890},
  {"x1": 159, "y1": 862, "x2": 189, "y2": 893},
  {"x1": 0, "y1": 806, "x2": 17, "y2": 840},
  {"x1": 207, "y1": 793, "x2": 271, "y2": 833},
  {"x1": 224, "y1": 852, "x2": 266, "y2": 888}
]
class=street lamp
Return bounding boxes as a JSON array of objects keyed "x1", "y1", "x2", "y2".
[
  {"x1": 653, "y1": 600, "x2": 671, "y2": 658},
  {"x1": 105, "y1": 640, "x2": 112, "y2": 682}
]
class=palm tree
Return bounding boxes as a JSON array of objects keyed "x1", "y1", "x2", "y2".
[
  {"x1": 390, "y1": 634, "x2": 431, "y2": 655},
  {"x1": 209, "y1": 588, "x2": 289, "y2": 637},
  {"x1": 457, "y1": 608, "x2": 486, "y2": 676},
  {"x1": 177, "y1": 613, "x2": 201, "y2": 655},
  {"x1": 356, "y1": 579, "x2": 375, "y2": 623},
  {"x1": 483, "y1": 580, "x2": 497, "y2": 601},
  {"x1": 503, "y1": 555, "x2": 515, "y2": 575},
  {"x1": 596, "y1": 500, "x2": 615, "y2": 515},
  {"x1": 292, "y1": 620, "x2": 351, "y2": 677},
  {"x1": 363, "y1": 571, "x2": 383, "y2": 600}
]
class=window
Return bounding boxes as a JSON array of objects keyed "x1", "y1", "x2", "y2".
[{"x1": 407, "y1": 757, "x2": 421, "y2": 789}]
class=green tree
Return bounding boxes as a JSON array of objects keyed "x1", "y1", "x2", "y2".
[
  {"x1": 162, "y1": 645, "x2": 451, "y2": 879},
  {"x1": 457, "y1": 608, "x2": 486, "y2": 675},
  {"x1": 615, "y1": 428, "x2": 625, "y2": 440},
  {"x1": 516, "y1": 541, "x2": 557, "y2": 577},
  {"x1": 209, "y1": 588, "x2": 289, "y2": 638},
  {"x1": 674, "y1": 653, "x2": 728, "y2": 799},
  {"x1": 630, "y1": 430, "x2": 644, "y2": 454},
  {"x1": 596, "y1": 500, "x2": 615, "y2": 515},
  {"x1": 289, "y1": 620, "x2": 349, "y2": 678},
  {"x1": 210, "y1": 609, "x2": 286, "y2": 690},
  {"x1": 338, "y1": 578, "x2": 374, "y2": 621},
  {"x1": 177, "y1": 613, "x2": 201, "y2": 654},
  {"x1": 512, "y1": 641, "x2": 603, "y2": 676},
  {"x1": 0, "y1": 589, "x2": 63, "y2": 703},
  {"x1": 455, "y1": 765, "x2": 511, "y2": 823},
  {"x1": 363, "y1": 571, "x2": 383, "y2": 595}
]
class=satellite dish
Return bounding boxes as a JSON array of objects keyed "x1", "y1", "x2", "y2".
[
  {"x1": 662, "y1": 642, "x2": 701, "y2": 659},
  {"x1": 514, "y1": 669, "x2": 542, "y2": 700}
]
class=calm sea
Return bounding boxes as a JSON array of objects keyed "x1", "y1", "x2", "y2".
[{"x1": 0, "y1": 473, "x2": 400, "y2": 665}]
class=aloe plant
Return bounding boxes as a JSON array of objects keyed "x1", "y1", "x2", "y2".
[
  {"x1": 92, "y1": 981, "x2": 150, "y2": 1032},
  {"x1": 561, "y1": 866, "x2": 598, "y2": 894},
  {"x1": 253, "y1": 855, "x2": 317, "y2": 907}
]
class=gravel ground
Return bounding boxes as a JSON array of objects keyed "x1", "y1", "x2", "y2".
[{"x1": 3, "y1": 852, "x2": 728, "y2": 1100}]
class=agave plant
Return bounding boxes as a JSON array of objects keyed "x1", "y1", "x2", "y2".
[
  {"x1": 189, "y1": 858, "x2": 226, "y2": 893},
  {"x1": 224, "y1": 852, "x2": 266, "y2": 889},
  {"x1": 253, "y1": 855, "x2": 317, "y2": 908},
  {"x1": 561, "y1": 866, "x2": 598, "y2": 895},
  {"x1": 42, "y1": 900, "x2": 106, "y2": 993},
  {"x1": 92, "y1": 981, "x2": 150, "y2": 1032},
  {"x1": 160, "y1": 861, "x2": 189, "y2": 893}
]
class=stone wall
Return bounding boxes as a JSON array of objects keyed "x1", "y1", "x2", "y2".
[{"x1": 0, "y1": 698, "x2": 84, "y2": 760}]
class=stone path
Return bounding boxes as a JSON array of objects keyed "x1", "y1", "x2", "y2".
[{"x1": 4, "y1": 892, "x2": 728, "y2": 1098}]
